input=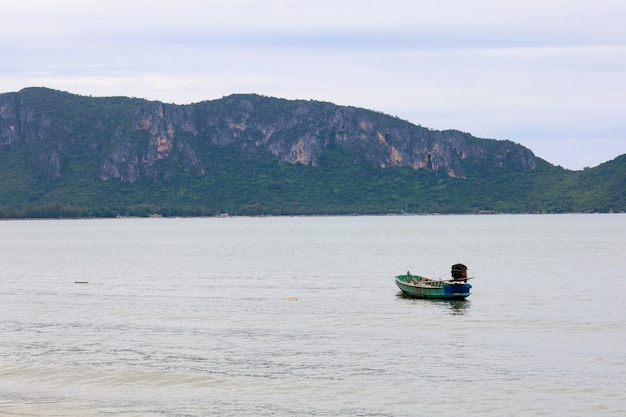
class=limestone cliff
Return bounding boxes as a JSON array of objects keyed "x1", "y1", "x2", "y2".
[{"x1": 0, "y1": 88, "x2": 539, "y2": 184}]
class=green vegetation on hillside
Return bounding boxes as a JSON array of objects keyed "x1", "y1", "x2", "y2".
[
  {"x1": 0, "y1": 88, "x2": 624, "y2": 218},
  {"x1": 1, "y1": 143, "x2": 623, "y2": 218}
]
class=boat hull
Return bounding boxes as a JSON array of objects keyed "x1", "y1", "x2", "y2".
[{"x1": 395, "y1": 274, "x2": 471, "y2": 300}]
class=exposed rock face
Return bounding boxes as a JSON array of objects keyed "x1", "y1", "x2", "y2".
[
  {"x1": 0, "y1": 88, "x2": 539, "y2": 183},
  {"x1": 189, "y1": 94, "x2": 538, "y2": 178},
  {"x1": 100, "y1": 102, "x2": 204, "y2": 182}
]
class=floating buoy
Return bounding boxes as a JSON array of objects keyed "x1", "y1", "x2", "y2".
[{"x1": 284, "y1": 297, "x2": 298, "y2": 301}]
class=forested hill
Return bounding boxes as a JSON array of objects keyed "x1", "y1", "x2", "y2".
[{"x1": 0, "y1": 87, "x2": 624, "y2": 217}]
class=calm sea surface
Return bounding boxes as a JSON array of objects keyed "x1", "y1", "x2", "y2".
[{"x1": 0, "y1": 214, "x2": 624, "y2": 417}]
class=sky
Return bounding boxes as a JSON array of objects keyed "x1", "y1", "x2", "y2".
[{"x1": 2, "y1": 0, "x2": 626, "y2": 170}]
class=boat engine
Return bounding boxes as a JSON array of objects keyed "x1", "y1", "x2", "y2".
[{"x1": 451, "y1": 263, "x2": 467, "y2": 281}]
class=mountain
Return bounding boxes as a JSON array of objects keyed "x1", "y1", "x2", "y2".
[{"x1": 0, "y1": 87, "x2": 623, "y2": 217}]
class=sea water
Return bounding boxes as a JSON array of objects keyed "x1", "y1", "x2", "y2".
[{"x1": 0, "y1": 214, "x2": 624, "y2": 416}]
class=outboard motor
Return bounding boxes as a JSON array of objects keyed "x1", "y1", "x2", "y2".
[{"x1": 451, "y1": 263, "x2": 468, "y2": 282}]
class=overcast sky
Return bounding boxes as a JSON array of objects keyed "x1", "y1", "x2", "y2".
[{"x1": 2, "y1": 0, "x2": 626, "y2": 170}]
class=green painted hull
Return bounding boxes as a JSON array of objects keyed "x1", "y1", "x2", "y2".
[{"x1": 395, "y1": 273, "x2": 471, "y2": 300}]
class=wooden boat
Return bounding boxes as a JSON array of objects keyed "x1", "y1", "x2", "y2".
[{"x1": 395, "y1": 264, "x2": 472, "y2": 300}]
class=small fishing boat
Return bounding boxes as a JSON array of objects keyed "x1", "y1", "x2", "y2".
[{"x1": 395, "y1": 264, "x2": 472, "y2": 300}]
